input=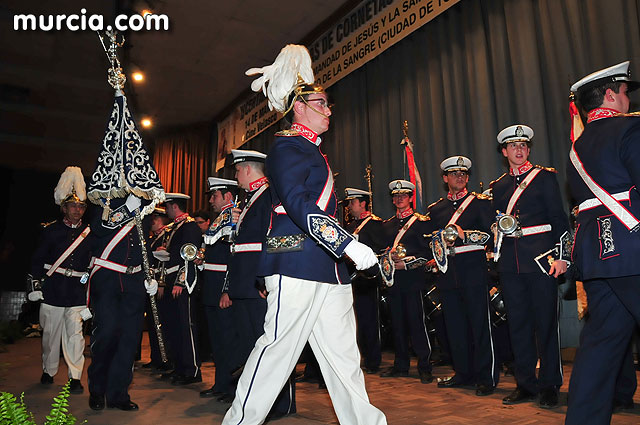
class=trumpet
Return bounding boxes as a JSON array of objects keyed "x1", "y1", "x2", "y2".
[{"x1": 180, "y1": 243, "x2": 199, "y2": 261}]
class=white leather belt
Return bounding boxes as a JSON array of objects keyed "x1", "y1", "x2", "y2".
[
  {"x1": 452, "y1": 245, "x2": 485, "y2": 254},
  {"x1": 93, "y1": 258, "x2": 142, "y2": 274},
  {"x1": 231, "y1": 243, "x2": 262, "y2": 253},
  {"x1": 44, "y1": 264, "x2": 85, "y2": 278},
  {"x1": 578, "y1": 191, "x2": 630, "y2": 212},
  {"x1": 165, "y1": 265, "x2": 180, "y2": 275},
  {"x1": 506, "y1": 224, "x2": 552, "y2": 237},
  {"x1": 274, "y1": 205, "x2": 287, "y2": 214},
  {"x1": 203, "y1": 263, "x2": 227, "y2": 272}
]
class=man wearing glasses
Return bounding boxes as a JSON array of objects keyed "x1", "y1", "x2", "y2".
[
  {"x1": 490, "y1": 125, "x2": 570, "y2": 409},
  {"x1": 428, "y1": 156, "x2": 498, "y2": 396},
  {"x1": 380, "y1": 180, "x2": 434, "y2": 384}
]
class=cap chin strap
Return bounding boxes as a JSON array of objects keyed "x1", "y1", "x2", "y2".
[{"x1": 300, "y1": 96, "x2": 330, "y2": 118}]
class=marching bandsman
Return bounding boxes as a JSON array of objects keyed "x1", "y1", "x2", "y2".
[
  {"x1": 220, "y1": 149, "x2": 295, "y2": 418},
  {"x1": 155, "y1": 193, "x2": 202, "y2": 385},
  {"x1": 199, "y1": 178, "x2": 239, "y2": 401},
  {"x1": 427, "y1": 156, "x2": 498, "y2": 396},
  {"x1": 87, "y1": 193, "x2": 157, "y2": 411},
  {"x1": 565, "y1": 61, "x2": 640, "y2": 424},
  {"x1": 344, "y1": 188, "x2": 386, "y2": 374},
  {"x1": 28, "y1": 166, "x2": 92, "y2": 394},
  {"x1": 380, "y1": 180, "x2": 434, "y2": 384},
  {"x1": 490, "y1": 124, "x2": 570, "y2": 409},
  {"x1": 223, "y1": 44, "x2": 386, "y2": 424}
]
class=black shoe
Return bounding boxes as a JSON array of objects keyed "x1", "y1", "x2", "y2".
[
  {"x1": 380, "y1": 367, "x2": 409, "y2": 378},
  {"x1": 265, "y1": 410, "x2": 292, "y2": 422},
  {"x1": 40, "y1": 372, "x2": 53, "y2": 385},
  {"x1": 89, "y1": 393, "x2": 105, "y2": 411},
  {"x1": 141, "y1": 361, "x2": 156, "y2": 369},
  {"x1": 613, "y1": 399, "x2": 634, "y2": 412},
  {"x1": 475, "y1": 384, "x2": 495, "y2": 396},
  {"x1": 200, "y1": 387, "x2": 223, "y2": 398},
  {"x1": 107, "y1": 400, "x2": 139, "y2": 411},
  {"x1": 295, "y1": 374, "x2": 319, "y2": 384},
  {"x1": 68, "y1": 379, "x2": 83, "y2": 394},
  {"x1": 419, "y1": 370, "x2": 434, "y2": 384},
  {"x1": 160, "y1": 370, "x2": 177, "y2": 380},
  {"x1": 502, "y1": 387, "x2": 537, "y2": 405},
  {"x1": 172, "y1": 373, "x2": 202, "y2": 385},
  {"x1": 363, "y1": 366, "x2": 380, "y2": 374},
  {"x1": 437, "y1": 375, "x2": 469, "y2": 388},
  {"x1": 153, "y1": 362, "x2": 173, "y2": 373},
  {"x1": 217, "y1": 393, "x2": 234, "y2": 403},
  {"x1": 318, "y1": 381, "x2": 327, "y2": 390},
  {"x1": 538, "y1": 388, "x2": 558, "y2": 409}
]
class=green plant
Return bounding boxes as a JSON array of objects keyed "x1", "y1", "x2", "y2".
[{"x1": 0, "y1": 381, "x2": 85, "y2": 425}]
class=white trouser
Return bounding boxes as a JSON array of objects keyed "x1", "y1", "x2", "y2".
[
  {"x1": 222, "y1": 275, "x2": 387, "y2": 425},
  {"x1": 39, "y1": 303, "x2": 85, "y2": 379}
]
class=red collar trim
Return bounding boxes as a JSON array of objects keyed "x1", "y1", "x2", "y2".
[
  {"x1": 587, "y1": 107, "x2": 620, "y2": 123},
  {"x1": 221, "y1": 202, "x2": 234, "y2": 211},
  {"x1": 249, "y1": 176, "x2": 268, "y2": 192},
  {"x1": 397, "y1": 208, "x2": 414, "y2": 219},
  {"x1": 359, "y1": 211, "x2": 371, "y2": 220},
  {"x1": 291, "y1": 123, "x2": 320, "y2": 146},
  {"x1": 174, "y1": 212, "x2": 190, "y2": 223},
  {"x1": 63, "y1": 218, "x2": 82, "y2": 228},
  {"x1": 447, "y1": 188, "x2": 468, "y2": 201},
  {"x1": 510, "y1": 161, "x2": 533, "y2": 176}
]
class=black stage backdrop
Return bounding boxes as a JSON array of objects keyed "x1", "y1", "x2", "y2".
[{"x1": 232, "y1": 0, "x2": 640, "y2": 219}]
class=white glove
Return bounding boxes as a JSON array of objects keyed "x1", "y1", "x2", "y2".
[
  {"x1": 145, "y1": 279, "x2": 158, "y2": 296},
  {"x1": 152, "y1": 250, "x2": 170, "y2": 262},
  {"x1": 125, "y1": 194, "x2": 142, "y2": 213},
  {"x1": 344, "y1": 240, "x2": 378, "y2": 270},
  {"x1": 79, "y1": 307, "x2": 93, "y2": 321},
  {"x1": 27, "y1": 291, "x2": 44, "y2": 302}
]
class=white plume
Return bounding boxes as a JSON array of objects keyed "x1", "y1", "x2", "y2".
[
  {"x1": 54, "y1": 166, "x2": 86, "y2": 205},
  {"x1": 245, "y1": 44, "x2": 315, "y2": 113}
]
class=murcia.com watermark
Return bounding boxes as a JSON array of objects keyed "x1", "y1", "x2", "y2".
[{"x1": 14, "y1": 8, "x2": 169, "y2": 31}]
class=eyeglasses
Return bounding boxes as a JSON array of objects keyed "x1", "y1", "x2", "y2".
[
  {"x1": 447, "y1": 171, "x2": 468, "y2": 178},
  {"x1": 306, "y1": 98, "x2": 334, "y2": 110}
]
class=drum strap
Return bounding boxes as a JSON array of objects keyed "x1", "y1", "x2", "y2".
[
  {"x1": 393, "y1": 215, "x2": 418, "y2": 249},
  {"x1": 354, "y1": 216, "x2": 373, "y2": 235},
  {"x1": 506, "y1": 168, "x2": 541, "y2": 215},
  {"x1": 447, "y1": 195, "x2": 475, "y2": 226},
  {"x1": 45, "y1": 226, "x2": 91, "y2": 277}
]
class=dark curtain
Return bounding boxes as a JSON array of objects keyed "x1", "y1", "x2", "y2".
[
  {"x1": 153, "y1": 124, "x2": 212, "y2": 213},
  {"x1": 233, "y1": 0, "x2": 640, "y2": 219}
]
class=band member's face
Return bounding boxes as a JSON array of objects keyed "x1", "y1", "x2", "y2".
[
  {"x1": 62, "y1": 202, "x2": 86, "y2": 223},
  {"x1": 443, "y1": 171, "x2": 469, "y2": 194},
  {"x1": 502, "y1": 142, "x2": 530, "y2": 168},
  {"x1": 392, "y1": 193, "x2": 411, "y2": 211},
  {"x1": 348, "y1": 199, "x2": 366, "y2": 218},
  {"x1": 234, "y1": 164, "x2": 251, "y2": 190},
  {"x1": 296, "y1": 93, "x2": 332, "y2": 135},
  {"x1": 150, "y1": 215, "x2": 165, "y2": 233},
  {"x1": 194, "y1": 217, "x2": 210, "y2": 233},
  {"x1": 608, "y1": 82, "x2": 630, "y2": 114},
  {"x1": 209, "y1": 190, "x2": 229, "y2": 213}
]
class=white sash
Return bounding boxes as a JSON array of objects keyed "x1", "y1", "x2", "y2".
[
  {"x1": 236, "y1": 184, "x2": 269, "y2": 232},
  {"x1": 393, "y1": 215, "x2": 418, "y2": 249},
  {"x1": 570, "y1": 144, "x2": 639, "y2": 231},
  {"x1": 506, "y1": 168, "x2": 542, "y2": 215},
  {"x1": 90, "y1": 221, "x2": 135, "y2": 279},
  {"x1": 353, "y1": 216, "x2": 373, "y2": 235},
  {"x1": 446, "y1": 195, "x2": 475, "y2": 226},
  {"x1": 45, "y1": 226, "x2": 91, "y2": 277}
]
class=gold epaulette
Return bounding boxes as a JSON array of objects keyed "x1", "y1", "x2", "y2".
[
  {"x1": 369, "y1": 214, "x2": 383, "y2": 221},
  {"x1": 621, "y1": 112, "x2": 640, "y2": 117},
  {"x1": 383, "y1": 215, "x2": 395, "y2": 223},
  {"x1": 427, "y1": 198, "x2": 444, "y2": 210},
  {"x1": 40, "y1": 220, "x2": 57, "y2": 228},
  {"x1": 472, "y1": 191, "x2": 492, "y2": 201},
  {"x1": 414, "y1": 213, "x2": 430, "y2": 221},
  {"x1": 489, "y1": 173, "x2": 507, "y2": 188},
  {"x1": 275, "y1": 129, "x2": 300, "y2": 137},
  {"x1": 184, "y1": 216, "x2": 196, "y2": 223},
  {"x1": 535, "y1": 164, "x2": 557, "y2": 173}
]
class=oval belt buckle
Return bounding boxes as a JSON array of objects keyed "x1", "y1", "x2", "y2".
[
  {"x1": 64, "y1": 268, "x2": 73, "y2": 277},
  {"x1": 126, "y1": 265, "x2": 134, "y2": 274}
]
